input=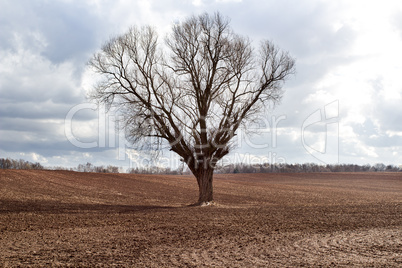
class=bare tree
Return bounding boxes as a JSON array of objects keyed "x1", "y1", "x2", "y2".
[{"x1": 89, "y1": 12, "x2": 295, "y2": 205}]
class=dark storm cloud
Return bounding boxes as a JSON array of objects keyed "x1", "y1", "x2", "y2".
[
  {"x1": 372, "y1": 96, "x2": 402, "y2": 133},
  {"x1": 218, "y1": 0, "x2": 356, "y2": 55},
  {"x1": 365, "y1": 77, "x2": 402, "y2": 133},
  {"x1": 0, "y1": 118, "x2": 61, "y2": 133},
  {"x1": 0, "y1": 0, "x2": 107, "y2": 160},
  {"x1": 0, "y1": 135, "x2": 110, "y2": 158},
  {"x1": 352, "y1": 121, "x2": 402, "y2": 148},
  {"x1": 0, "y1": 0, "x2": 101, "y2": 64},
  {"x1": 0, "y1": 101, "x2": 97, "y2": 121},
  {"x1": 0, "y1": 73, "x2": 82, "y2": 105}
]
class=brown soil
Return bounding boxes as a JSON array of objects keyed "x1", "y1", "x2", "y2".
[{"x1": 0, "y1": 170, "x2": 401, "y2": 267}]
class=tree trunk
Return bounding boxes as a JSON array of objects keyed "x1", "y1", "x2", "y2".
[{"x1": 195, "y1": 168, "x2": 214, "y2": 204}]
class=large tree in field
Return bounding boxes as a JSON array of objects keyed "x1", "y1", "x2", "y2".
[{"x1": 89, "y1": 12, "x2": 295, "y2": 205}]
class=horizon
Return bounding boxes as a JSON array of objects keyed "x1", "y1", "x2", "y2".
[{"x1": 1, "y1": 156, "x2": 401, "y2": 174}]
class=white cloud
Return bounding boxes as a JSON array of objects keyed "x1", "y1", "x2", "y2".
[
  {"x1": 0, "y1": 48, "x2": 82, "y2": 104},
  {"x1": 192, "y1": 0, "x2": 203, "y2": 6}
]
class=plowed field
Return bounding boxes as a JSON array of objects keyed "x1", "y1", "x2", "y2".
[{"x1": 0, "y1": 170, "x2": 401, "y2": 267}]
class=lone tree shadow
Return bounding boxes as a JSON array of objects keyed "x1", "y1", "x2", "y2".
[{"x1": 0, "y1": 199, "x2": 182, "y2": 214}]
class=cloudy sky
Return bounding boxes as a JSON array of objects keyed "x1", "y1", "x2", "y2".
[{"x1": 1, "y1": 0, "x2": 402, "y2": 170}]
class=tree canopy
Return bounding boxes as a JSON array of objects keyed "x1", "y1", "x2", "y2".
[{"x1": 89, "y1": 12, "x2": 295, "y2": 204}]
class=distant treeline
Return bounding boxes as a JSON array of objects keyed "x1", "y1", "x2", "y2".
[
  {"x1": 75, "y1": 162, "x2": 120, "y2": 173},
  {"x1": 0, "y1": 158, "x2": 44, "y2": 170},
  {"x1": 1, "y1": 158, "x2": 401, "y2": 174},
  {"x1": 214, "y1": 162, "x2": 402, "y2": 174},
  {"x1": 128, "y1": 162, "x2": 401, "y2": 174},
  {"x1": 127, "y1": 166, "x2": 184, "y2": 175},
  {"x1": 54, "y1": 162, "x2": 120, "y2": 173},
  {"x1": 0, "y1": 158, "x2": 120, "y2": 173}
]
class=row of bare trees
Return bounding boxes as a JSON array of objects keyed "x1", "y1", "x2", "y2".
[
  {"x1": 53, "y1": 163, "x2": 121, "y2": 173},
  {"x1": 75, "y1": 162, "x2": 120, "y2": 173},
  {"x1": 127, "y1": 166, "x2": 183, "y2": 175},
  {"x1": 1, "y1": 157, "x2": 400, "y2": 173},
  {"x1": 126, "y1": 162, "x2": 402, "y2": 174},
  {"x1": 215, "y1": 163, "x2": 402, "y2": 173},
  {"x1": 127, "y1": 162, "x2": 402, "y2": 174},
  {"x1": 0, "y1": 158, "x2": 44, "y2": 170},
  {"x1": 0, "y1": 158, "x2": 120, "y2": 173}
]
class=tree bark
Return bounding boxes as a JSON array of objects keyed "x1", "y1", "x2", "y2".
[{"x1": 195, "y1": 168, "x2": 214, "y2": 204}]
